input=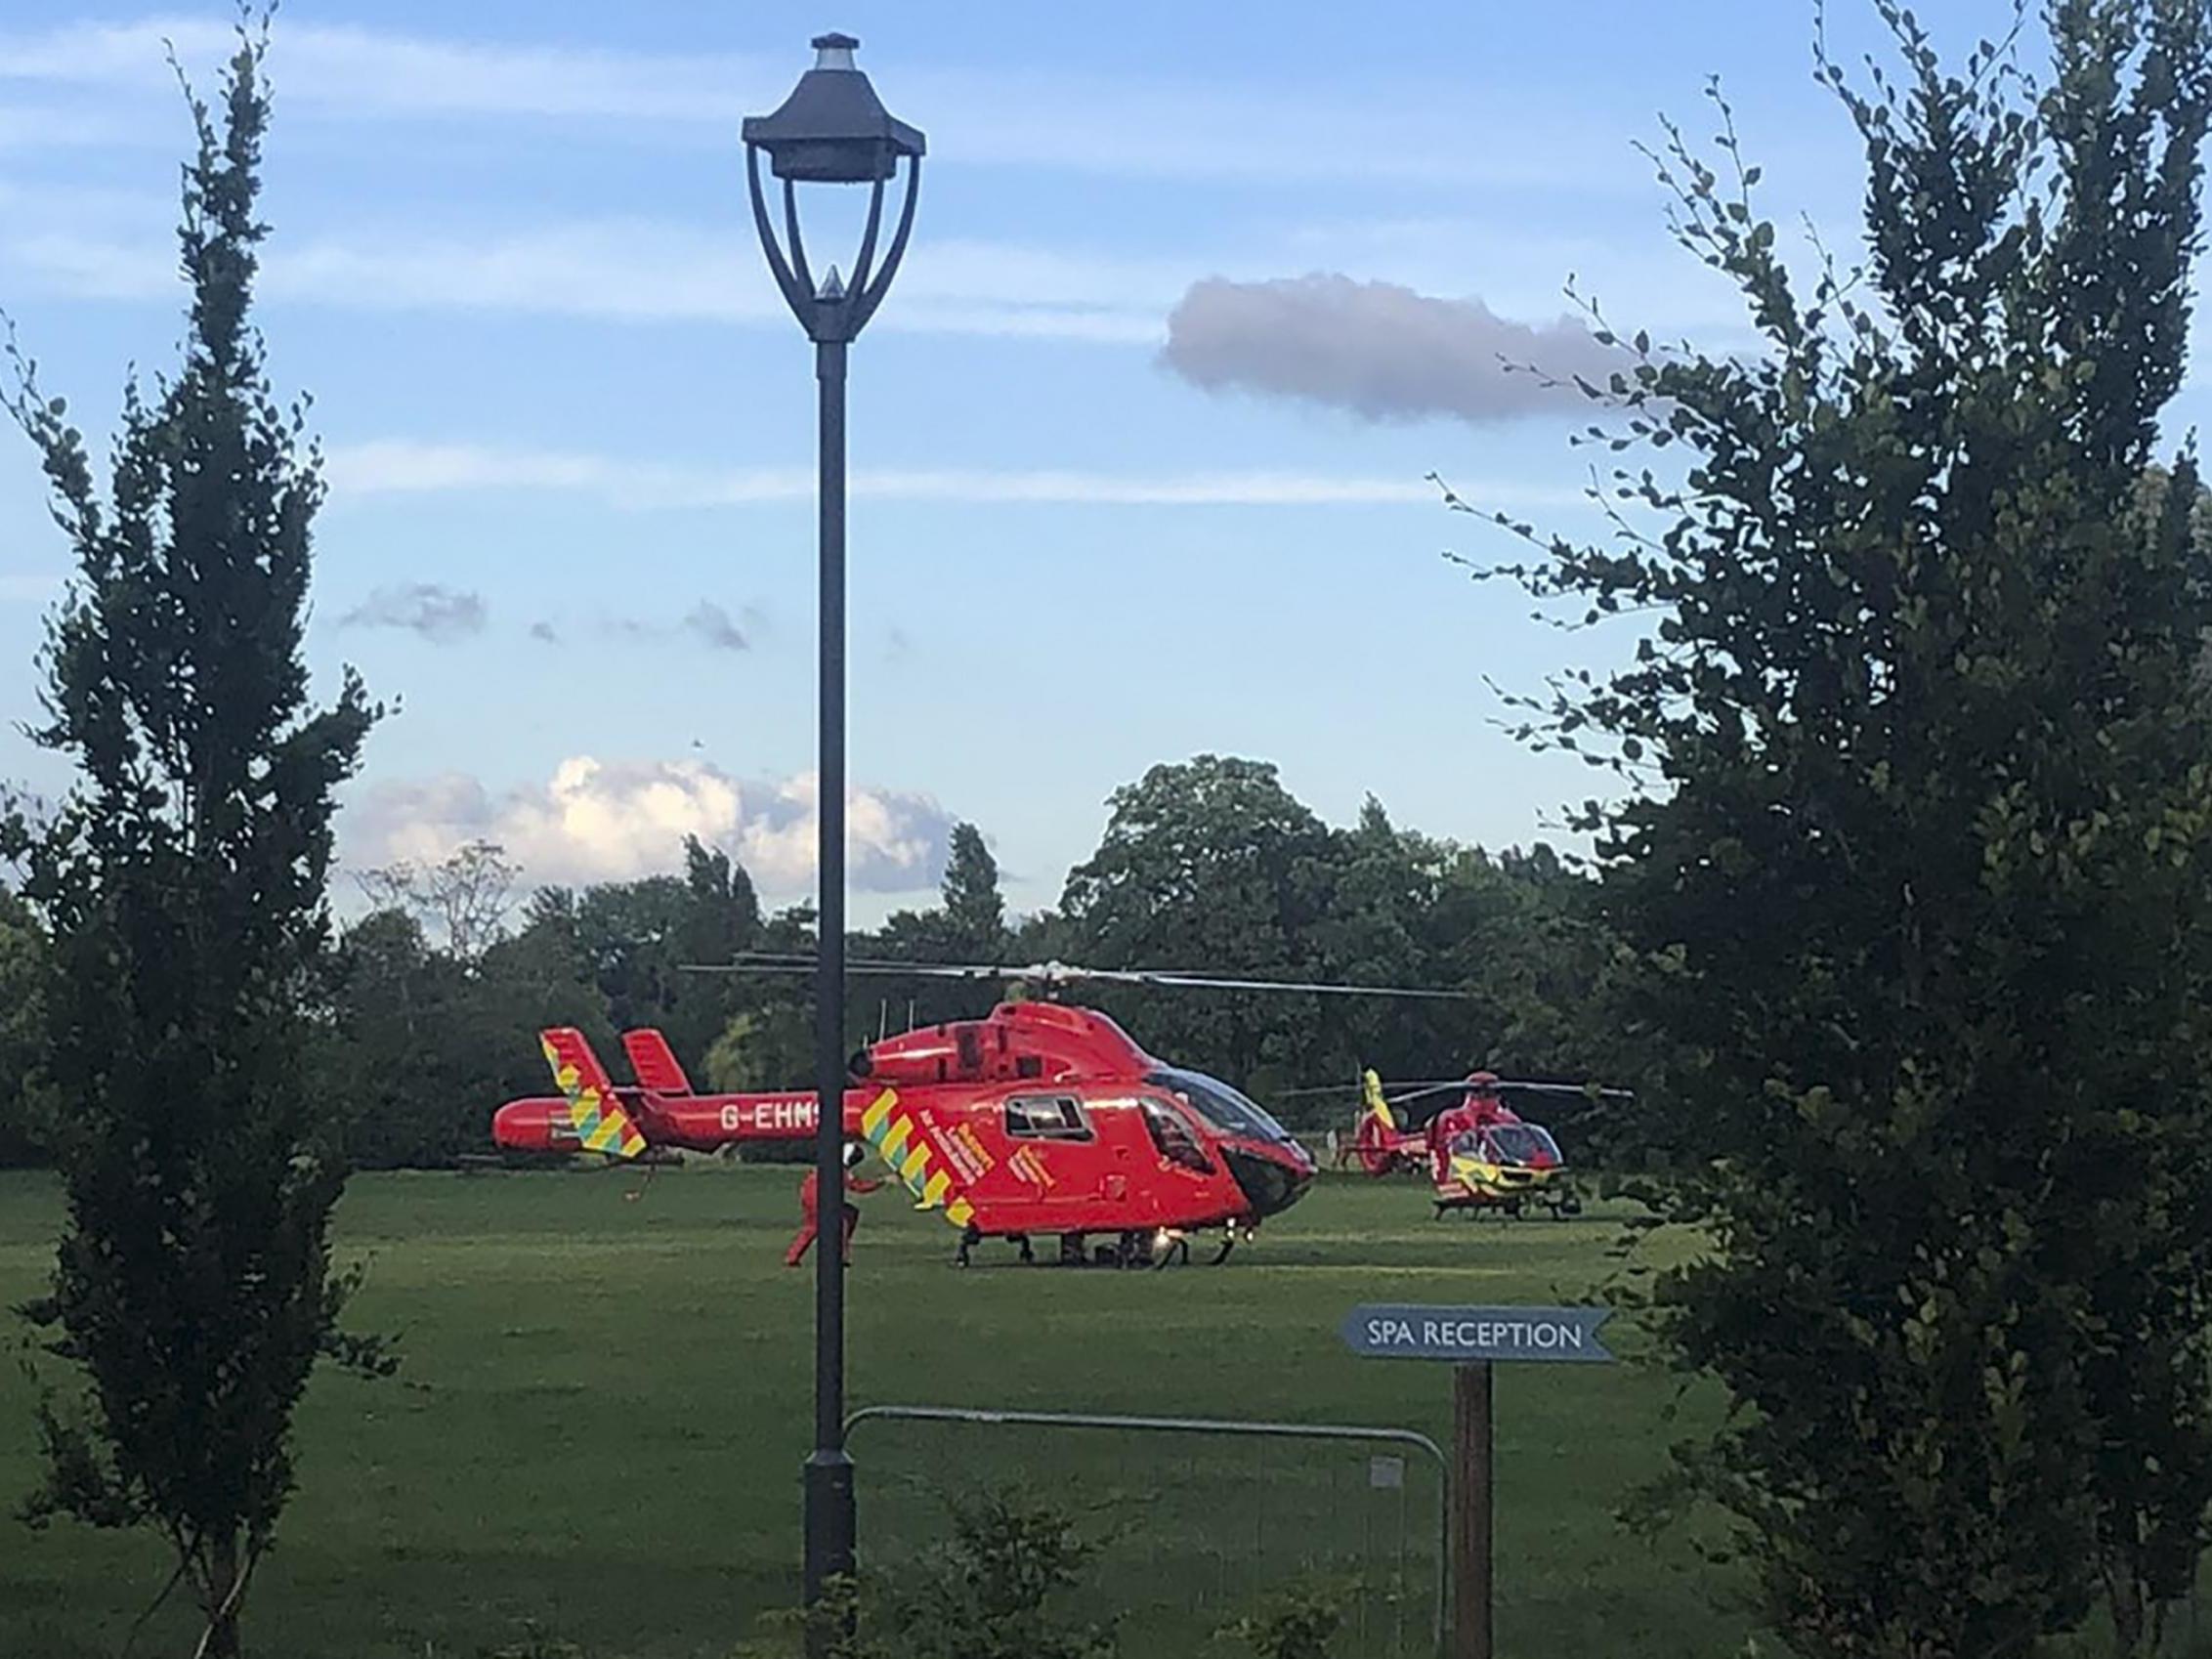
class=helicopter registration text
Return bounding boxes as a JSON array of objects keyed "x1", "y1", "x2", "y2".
[{"x1": 719, "y1": 1098, "x2": 819, "y2": 1135}]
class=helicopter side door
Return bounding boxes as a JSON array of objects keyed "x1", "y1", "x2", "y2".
[
  {"x1": 994, "y1": 1091, "x2": 1101, "y2": 1226},
  {"x1": 1073, "y1": 1094, "x2": 1222, "y2": 1228}
]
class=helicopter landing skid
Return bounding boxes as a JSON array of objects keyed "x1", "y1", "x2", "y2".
[{"x1": 956, "y1": 1226, "x2": 1243, "y2": 1267}]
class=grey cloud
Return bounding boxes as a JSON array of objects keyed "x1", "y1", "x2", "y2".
[
  {"x1": 340, "y1": 582, "x2": 488, "y2": 643},
  {"x1": 606, "y1": 600, "x2": 753, "y2": 652},
  {"x1": 1159, "y1": 274, "x2": 1628, "y2": 425},
  {"x1": 684, "y1": 601, "x2": 748, "y2": 653},
  {"x1": 529, "y1": 620, "x2": 559, "y2": 644}
]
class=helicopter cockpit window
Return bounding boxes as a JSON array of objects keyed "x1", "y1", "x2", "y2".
[
  {"x1": 1139, "y1": 1097, "x2": 1214, "y2": 1173},
  {"x1": 1486, "y1": 1124, "x2": 1562, "y2": 1167},
  {"x1": 1144, "y1": 1068, "x2": 1294, "y2": 1144},
  {"x1": 1005, "y1": 1095, "x2": 1092, "y2": 1142}
]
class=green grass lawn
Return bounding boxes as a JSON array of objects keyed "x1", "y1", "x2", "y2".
[{"x1": 0, "y1": 1165, "x2": 1742, "y2": 1658}]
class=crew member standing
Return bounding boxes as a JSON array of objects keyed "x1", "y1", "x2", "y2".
[{"x1": 785, "y1": 1141, "x2": 881, "y2": 1267}]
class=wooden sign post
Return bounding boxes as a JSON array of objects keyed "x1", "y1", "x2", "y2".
[{"x1": 1340, "y1": 1304, "x2": 1614, "y2": 1659}]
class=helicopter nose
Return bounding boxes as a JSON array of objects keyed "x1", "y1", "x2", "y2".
[{"x1": 1222, "y1": 1145, "x2": 1312, "y2": 1218}]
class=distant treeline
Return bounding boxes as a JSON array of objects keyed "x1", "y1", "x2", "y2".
[{"x1": 0, "y1": 754, "x2": 1610, "y2": 1170}]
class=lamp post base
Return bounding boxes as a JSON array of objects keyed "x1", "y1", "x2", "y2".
[{"x1": 803, "y1": 1449, "x2": 856, "y2": 1653}]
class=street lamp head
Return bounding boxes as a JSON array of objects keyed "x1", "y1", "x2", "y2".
[
  {"x1": 743, "y1": 32, "x2": 925, "y2": 342},
  {"x1": 742, "y1": 31, "x2": 925, "y2": 185}
]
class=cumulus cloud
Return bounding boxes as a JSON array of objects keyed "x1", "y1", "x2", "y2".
[
  {"x1": 343, "y1": 757, "x2": 955, "y2": 897},
  {"x1": 339, "y1": 582, "x2": 488, "y2": 643},
  {"x1": 1159, "y1": 274, "x2": 1629, "y2": 425}
]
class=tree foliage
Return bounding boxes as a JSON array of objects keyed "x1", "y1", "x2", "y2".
[
  {"x1": 354, "y1": 837, "x2": 521, "y2": 962},
  {"x1": 0, "y1": 29, "x2": 389, "y2": 1656},
  {"x1": 1216, "y1": 1583, "x2": 1350, "y2": 1659},
  {"x1": 939, "y1": 821, "x2": 1006, "y2": 957},
  {"x1": 0, "y1": 885, "x2": 57, "y2": 1167},
  {"x1": 1049, "y1": 756, "x2": 1604, "y2": 1099},
  {"x1": 1457, "y1": 4, "x2": 2212, "y2": 1653}
]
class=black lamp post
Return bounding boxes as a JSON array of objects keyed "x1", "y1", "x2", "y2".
[{"x1": 742, "y1": 32, "x2": 923, "y2": 1616}]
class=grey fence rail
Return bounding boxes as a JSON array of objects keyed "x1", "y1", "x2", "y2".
[{"x1": 845, "y1": 1403, "x2": 1450, "y2": 1658}]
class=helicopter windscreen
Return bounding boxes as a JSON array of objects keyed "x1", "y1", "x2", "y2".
[
  {"x1": 1146, "y1": 1068, "x2": 1295, "y2": 1143},
  {"x1": 1486, "y1": 1124, "x2": 1563, "y2": 1168}
]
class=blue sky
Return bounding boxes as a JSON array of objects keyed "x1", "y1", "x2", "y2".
[{"x1": 2, "y1": 2, "x2": 2205, "y2": 927}]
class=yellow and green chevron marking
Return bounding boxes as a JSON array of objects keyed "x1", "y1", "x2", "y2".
[
  {"x1": 541, "y1": 1037, "x2": 646, "y2": 1159},
  {"x1": 860, "y1": 1088, "x2": 975, "y2": 1230}
]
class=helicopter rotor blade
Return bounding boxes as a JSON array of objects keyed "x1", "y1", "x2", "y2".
[
  {"x1": 1487, "y1": 1081, "x2": 1638, "y2": 1099},
  {"x1": 680, "y1": 953, "x2": 1474, "y2": 999},
  {"x1": 1045, "y1": 966, "x2": 1472, "y2": 1000},
  {"x1": 680, "y1": 952, "x2": 1011, "y2": 981},
  {"x1": 1276, "y1": 1077, "x2": 1636, "y2": 1102}
]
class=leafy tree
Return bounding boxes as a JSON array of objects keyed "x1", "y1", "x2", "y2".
[
  {"x1": 939, "y1": 821, "x2": 1006, "y2": 957},
  {"x1": 665, "y1": 834, "x2": 763, "y2": 1057},
  {"x1": 704, "y1": 1003, "x2": 816, "y2": 1093},
  {"x1": 1060, "y1": 755, "x2": 1342, "y2": 1083},
  {"x1": 859, "y1": 822, "x2": 1014, "y2": 1032},
  {"x1": 574, "y1": 874, "x2": 693, "y2": 1030},
  {"x1": 0, "y1": 886, "x2": 56, "y2": 1166},
  {"x1": 0, "y1": 28, "x2": 390, "y2": 1655},
  {"x1": 1051, "y1": 758, "x2": 1602, "y2": 1103},
  {"x1": 354, "y1": 837, "x2": 521, "y2": 962},
  {"x1": 1458, "y1": 4, "x2": 2212, "y2": 1653},
  {"x1": 323, "y1": 900, "x2": 612, "y2": 1169}
]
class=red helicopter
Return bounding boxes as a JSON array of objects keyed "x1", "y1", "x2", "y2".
[
  {"x1": 492, "y1": 956, "x2": 1468, "y2": 1267},
  {"x1": 1297, "y1": 1068, "x2": 1626, "y2": 1219}
]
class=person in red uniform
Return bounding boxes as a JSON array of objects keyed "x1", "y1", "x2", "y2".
[{"x1": 785, "y1": 1141, "x2": 881, "y2": 1267}]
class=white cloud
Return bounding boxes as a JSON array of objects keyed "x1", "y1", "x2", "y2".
[
  {"x1": 0, "y1": 104, "x2": 139, "y2": 149},
  {"x1": 319, "y1": 440, "x2": 1538, "y2": 509},
  {"x1": 343, "y1": 756, "x2": 955, "y2": 897},
  {"x1": 0, "y1": 219, "x2": 1170, "y2": 342},
  {"x1": 0, "y1": 18, "x2": 1623, "y2": 189},
  {"x1": 0, "y1": 572, "x2": 66, "y2": 603},
  {"x1": 0, "y1": 18, "x2": 761, "y2": 123}
]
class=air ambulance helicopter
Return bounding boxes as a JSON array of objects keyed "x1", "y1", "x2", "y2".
[
  {"x1": 491, "y1": 956, "x2": 1471, "y2": 1268},
  {"x1": 1294, "y1": 1068, "x2": 1627, "y2": 1219}
]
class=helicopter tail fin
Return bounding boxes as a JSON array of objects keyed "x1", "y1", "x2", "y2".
[
  {"x1": 1362, "y1": 1068, "x2": 1397, "y2": 1132},
  {"x1": 858, "y1": 1087, "x2": 977, "y2": 1231},
  {"x1": 621, "y1": 1028, "x2": 693, "y2": 1095},
  {"x1": 540, "y1": 1028, "x2": 647, "y2": 1160}
]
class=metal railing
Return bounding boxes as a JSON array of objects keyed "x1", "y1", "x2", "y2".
[{"x1": 845, "y1": 1403, "x2": 1450, "y2": 1657}]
